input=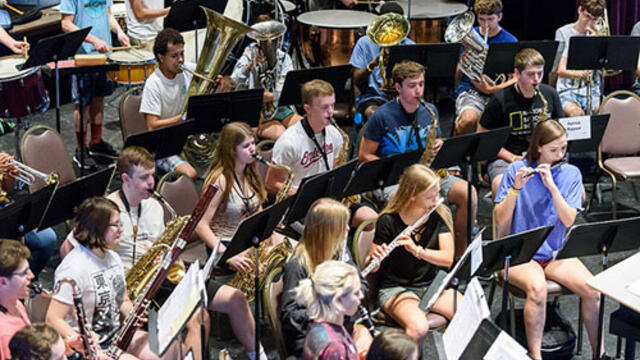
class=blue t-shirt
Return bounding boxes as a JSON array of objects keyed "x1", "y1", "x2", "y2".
[
  {"x1": 363, "y1": 98, "x2": 440, "y2": 157},
  {"x1": 495, "y1": 160, "x2": 583, "y2": 261},
  {"x1": 454, "y1": 27, "x2": 518, "y2": 99},
  {"x1": 60, "y1": 0, "x2": 113, "y2": 55},
  {"x1": 349, "y1": 36, "x2": 415, "y2": 108}
]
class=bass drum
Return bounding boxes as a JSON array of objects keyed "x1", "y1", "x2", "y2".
[
  {"x1": 0, "y1": 56, "x2": 49, "y2": 119},
  {"x1": 297, "y1": 10, "x2": 375, "y2": 67}
]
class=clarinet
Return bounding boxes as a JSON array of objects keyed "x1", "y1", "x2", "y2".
[
  {"x1": 32, "y1": 280, "x2": 98, "y2": 360},
  {"x1": 361, "y1": 198, "x2": 444, "y2": 277}
]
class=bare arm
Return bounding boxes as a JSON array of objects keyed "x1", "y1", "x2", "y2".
[
  {"x1": 144, "y1": 113, "x2": 183, "y2": 131},
  {"x1": 0, "y1": 28, "x2": 29, "y2": 54},
  {"x1": 265, "y1": 166, "x2": 295, "y2": 196},
  {"x1": 358, "y1": 137, "x2": 380, "y2": 163},
  {"x1": 418, "y1": 232, "x2": 455, "y2": 268},
  {"x1": 129, "y1": 0, "x2": 170, "y2": 21},
  {"x1": 61, "y1": 14, "x2": 110, "y2": 53},
  {"x1": 556, "y1": 57, "x2": 590, "y2": 81},
  {"x1": 471, "y1": 74, "x2": 517, "y2": 95},
  {"x1": 108, "y1": 8, "x2": 129, "y2": 47},
  {"x1": 494, "y1": 167, "x2": 531, "y2": 229}
]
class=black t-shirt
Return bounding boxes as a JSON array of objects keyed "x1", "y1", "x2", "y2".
[
  {"x1": 373, "y1": 212, "x2": 450, "y2": 289},
  {"x1": 479, "y1": 83, "x2": 563, "y2": 155}
]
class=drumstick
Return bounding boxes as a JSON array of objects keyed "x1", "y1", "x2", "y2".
[
  {"x1": 4, "y1": 3, "x2": 24, "y2": 16},
  {"x1": 108, "y1": 44, "x2": 144, "y2": 52},
  {"x1": 22, "y1": 36, "x2": 28, "y2": 60}
]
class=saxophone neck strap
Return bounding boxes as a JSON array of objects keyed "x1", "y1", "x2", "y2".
[{"x1": 301, "y1": 117, "x2": 331, "y2": 171}]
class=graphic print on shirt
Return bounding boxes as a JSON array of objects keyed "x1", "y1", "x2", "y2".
[
  {"x1": 84, "y1": 0, "x2": 106, "y2": 18},
  {"x1": 300, "y1": 143, "x2": 334, "y2": 169},
  {"x1": 90, "y1": 266, "x2": 125, "y2": 344},
  {"x1": 378, "y1": 125, "x2": 429, "y2": 156}
]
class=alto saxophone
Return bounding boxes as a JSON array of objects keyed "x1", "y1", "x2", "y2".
[
  {"x1": 31, "y1": 280, "x2": 98, "y2": 360},
  {"x1": 226, "y1": 153, "x2": 295, "y2": 302},
  {"x1": 418, "y1": 101, "x2": 448, "y2": 178},
  {"x1": 329, "y1": 118, "x2": 363, "y2": 207},
  {"x1": 535, "y1": 85, "x2": 549, "y2": 122}
]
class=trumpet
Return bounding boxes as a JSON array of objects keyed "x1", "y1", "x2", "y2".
[{"x1": 5, "y1": 160, "x2": 59, "y2": 186}]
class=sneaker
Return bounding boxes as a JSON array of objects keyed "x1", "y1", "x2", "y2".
[
  {"x1": 0, "y1": 119, "x2": 16, "y2": 136},
  {"x1": 88, "y1": 139, "x2": 119, "y2": 159},
  {"x1": 74, "y1": 148, "x2": 97, "y2": 170}
]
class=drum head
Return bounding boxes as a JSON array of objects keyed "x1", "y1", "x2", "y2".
[
  {"x1": 281, "y1": 0, "x2": 295, "y2": 12},
  {"x1": 395, "y1": 0, "x2": 467, "y2": 19},
  {"x1": 297, "y1": 10, "x2": 375, "y2": 28},
  {"x1": 109, "y1": 49, "x2": 155, "y2": 64},
  {"x1": 0, "y1": 56, "x2": 35, "y2": 80}
]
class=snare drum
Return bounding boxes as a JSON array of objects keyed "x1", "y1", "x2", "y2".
[
  {"x1": 297, "y1": 10, "x2": 375, "y2": 67},
  {"x1": 112, "y1": 3, "x2": 127, "y2": 35},
  {"x1": 108, "y1": 49, "x2": 156, "y2": 85},
  {"x1": 397, "y1": 0, "x2": 467, "y2": 43},
  {"x1": 0, "y1": 56, "x2": 49, "y2": 119}
]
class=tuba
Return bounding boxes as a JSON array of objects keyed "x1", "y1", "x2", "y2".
[
  {"x1": 246, "y1": 21, "x2": 287, "y2": 120},
  {"x1": 445, "y1": 11, "x2": 494, "y2": 85},
  {"x1": 180, "y1": 9, "x2": 252, "y2": 167},
  {"x1": 366, "y1": 12, "x2": 410, "y2": 92}
]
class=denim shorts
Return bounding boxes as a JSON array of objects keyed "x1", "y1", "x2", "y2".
[
  {"x1": 558, "y1": 87, "x2": 600, "y2": 114},
  {"x1": 71, "y1": 72, "x2": 115, "y2": 106}
]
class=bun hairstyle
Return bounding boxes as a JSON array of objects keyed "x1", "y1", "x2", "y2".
[{"x1": 294, "y1": 260, "x2": 360, "y2": 324}]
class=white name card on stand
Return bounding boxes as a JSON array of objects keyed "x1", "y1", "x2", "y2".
[{"x1": 559, "y1": 116, "x2": 591, "y2": 141}]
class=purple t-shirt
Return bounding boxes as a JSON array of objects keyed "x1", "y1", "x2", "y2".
[
  {"x1": 495, "y1": 160, "x2": 583, "y2": 261},
  {"x1": 302, "y1": 322, "x2": 358, "y2": 360}
]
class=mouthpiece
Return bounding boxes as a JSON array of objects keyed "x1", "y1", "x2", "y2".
[{"x1": 252, "y1": 153, "x2": 268, "y2": 164}]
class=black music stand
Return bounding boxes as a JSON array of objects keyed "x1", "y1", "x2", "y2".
[
  {"x1": 387, "y1": 43, "x2": 460, "y2": 80},
  {"x1": 484, "y1": 40, "x2": 560, "y2": 79},
  {"x1": 431, "y1": 127, "x2": 510, "y2": 246},
  {"x1": 21, "y1": 27, "x2": 90, "y2": 133},
  {"x1": 124, "y1": 120, "x2": 196, "y2": 160},
  {"x1": 562, "y1": 114, "x2": 610, "y2": 154},
  {"x1": 219, "y1": 197, "x2": 294, "y2": 355},
  {"x1": 556, "y1": 216, "x2": 640, "y2": 358},
  {"x1": 283, "y1": 159, "x2": 358, "y2": 225},
  {"x1": 567, "y1": 36, "x2": 640, "y2": 110},
  {"x1": 38, "y1": 165, "x2": 116, "y2": 230},
  {"x1": 342, "y1": 149, "x2": 421, "y2": 199},
  {"x1": 186, "y1": 89, "x2": 264, "y2": 132},
  {"x1": 277, "y1": 65, "x2": 351, "y2": 108},
  {"x1": 0, "y1": 183, "x2": 56, "y2": 238},
  {"x1": 474, "y1": 225, "x2": 554, "y2": 334}
]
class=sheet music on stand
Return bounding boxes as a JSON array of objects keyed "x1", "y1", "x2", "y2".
[
  {"x1": 151, "y1": 261, "x2": 205, "y2": 356},
  {"x1": 482, "y1": 332, "x2": 529, "y2": 360},
  {"x1": 442, "y1": 278, "x2": 490, "y2": 360}
]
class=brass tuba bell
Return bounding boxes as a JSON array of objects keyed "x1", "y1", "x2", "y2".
[{"x1": 366, "y1": 12, "x2": 410, "y2": 92}]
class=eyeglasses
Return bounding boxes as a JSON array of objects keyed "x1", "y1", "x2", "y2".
[
  {"x1": 108, "y1": 222, "x2": 124, "y2": 228},
  {"x1": 11, "y1": 267, "x2": 32, "y2": 277}
]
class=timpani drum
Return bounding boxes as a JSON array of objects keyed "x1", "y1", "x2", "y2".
[
  {"x1": 108, "y1": 49, "x2": 156, "y2": 85},
  {"x1": 0, "y1": 56, "x2": 49, "y2": 119},
  {"x1": 297, "y1": 10, "x2": 375, "y2": 67},
  {"x1": 396, "y1": 0, "x2": 467, "y2": 43}
]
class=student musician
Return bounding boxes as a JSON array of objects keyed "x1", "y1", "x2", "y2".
[
  {"x1": 9, "y1": 324, "x2": 66, "y2": 360},
  {"x1": 294, "y1": 260, "x2": 363, "y2": 360},
  {"x1": 281, "y1": 198, "x2": 372, "y2": 358},
  {"x1": 366, "y1": 164, "x2": 460, "y2": 341},
  {"x1": 493, "y1": 120, "x2": 608, "y2": 360}
]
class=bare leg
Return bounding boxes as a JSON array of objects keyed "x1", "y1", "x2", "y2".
[
  {"x1": 351, "y1": 206, "x2": 377, "y2": 231},
  {"x1": 184, "y1": 306, "x2": 210, "y2": 360},
  {"x1": 257, "y1": 120, "x2": 286, "y2": 140},
  {"x1": 208, "y1": 284, "x2": 258, "y2": 352},
  {"x1": 175, "y1": 162, "x2": 197, "y2": 179},
  {"x1": 545, "y1": 258, "x2": 602, "y2": 356},
  {"x1": 126, "y1": 329, "x2": 183, "y2": 360},
  {"x1": 430, "y1": 288, "x2": 463, "y2": 320},
  {"x1": 281, "y1": 113, "x2": 303, "y2": 128},
  {"x1": 504, "y1": 261, "x2": 548, "y2": 360},
  {"x1": 383, "y1": 292, "x2": 429, "y2": 340},
  {"x1": 455, "y1": 109, "x2": 480, "y2": 135}
]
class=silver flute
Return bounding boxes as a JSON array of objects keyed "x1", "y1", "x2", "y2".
[
  {"x1": 31, "y1": 280, "x2": 98, "y2": 360},
  {"x1": 361, "y1": 198, "x2": 444, "y2": 277}
]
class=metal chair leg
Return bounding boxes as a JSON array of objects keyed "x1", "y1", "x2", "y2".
[{"x1": 577, "y1": 297, "x2": 583, "y2": 355}]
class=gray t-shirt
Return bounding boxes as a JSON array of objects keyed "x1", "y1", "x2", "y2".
[{"x1": 555, "y1": 23, "x2": 602, "y2": 97}]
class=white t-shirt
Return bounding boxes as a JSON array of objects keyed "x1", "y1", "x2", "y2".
[
  {"x1": 53, "y1": 245, "x2": 126, "y2": 345},
  {"x1": 125, "y1": 0, "x2": 163, "y2": 41},
  {"x1": 271, "y1": 120, "x2": 343, "y2": 189},
  {"x1": 555, "y1": 23, "x2": 601, "y2": 96},
  {"x1": 65, "y1": 192, "x2": 165, "y2": 271},
  {"x1": 139, "y1": 62, "x2": 195, "y2": 119}
]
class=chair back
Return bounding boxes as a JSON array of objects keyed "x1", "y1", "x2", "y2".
[
  {"x1": 21, "y1": 125, "x2": 76, "y2": 192},
  {"x1": 599, "y1": 90, "x2": 640, "y2": 155},
  {"x1": 119, "y1": 86, "x2": 147, "y2": 142},
  {"x1": 351, "y1": 218, "x2": 376, "y2": 269},
  {"x1": 263, "y1": 266, "x2": 288, "y2": 359},
  {"x1": 157, "y1": 171, "x2": 200, "y2": 222}
]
